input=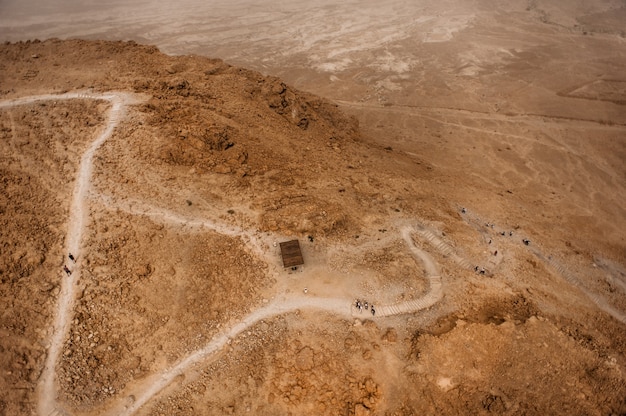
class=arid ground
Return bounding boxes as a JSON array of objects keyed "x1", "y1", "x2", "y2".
[{"x1": 0, "y1": 1, "x2": 625, "y2": 415}]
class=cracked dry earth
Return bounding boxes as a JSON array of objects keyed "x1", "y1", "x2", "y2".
[{"x1": 0, "y1": 39, "x2": 625, "y2": 416}]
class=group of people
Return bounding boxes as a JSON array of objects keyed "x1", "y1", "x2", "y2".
[
  {"x1": 480, "y1": 214, "x2": 532, "y2": 248},
  {"x1": 63, "y1": 253, "x2": 75, "y2": 276},
  {"x1": 474, "y1": 265, "x2": 487, "y2": 275},
  {"x1": 462, "y1": 207, "x2": 537, "y2": 278},
  {"x1": 355, "y1": 299, "x2": 375, "y2": 316}
]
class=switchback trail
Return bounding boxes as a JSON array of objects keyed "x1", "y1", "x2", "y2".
[
  {"x1": 103, "y1": 225, "x2": 450, "y2": 416},
  {"x1": 3, "y1": 91, "x2": 452, "y2": 416}
]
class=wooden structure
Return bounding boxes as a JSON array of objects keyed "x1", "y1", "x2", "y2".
[{"x1": 279, "y1": 239, "x2": 304, "y2": 268}]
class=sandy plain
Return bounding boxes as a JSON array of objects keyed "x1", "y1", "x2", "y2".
[{"x1": 0, "y1": 0, "x2": 625, "y2": 415}]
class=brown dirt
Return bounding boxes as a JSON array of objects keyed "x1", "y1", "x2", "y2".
[
  {"x1": 0, "y1": 97, "x2": 109, "y2": 415},
  {"x1": 57, "y1": 208, "x2": 270, "y2": 409},
  {"x1": 0, "y1": 35, "x2": 624, "y2": 416}
]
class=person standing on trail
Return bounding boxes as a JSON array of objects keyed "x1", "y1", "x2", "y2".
[
  {"x1": 63, "y1": 265, "x2": 71, "y2": 276},
  {"x1": 371, "y1": 306, "x2": 376, "y2": 316},
  {"x1": 69, "y1": 253, "x2": 75, "y2": 262}
]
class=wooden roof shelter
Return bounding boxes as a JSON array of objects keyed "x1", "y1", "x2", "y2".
[{"x1": 279, "y1": 239, "x2": 304, "y2": 268}]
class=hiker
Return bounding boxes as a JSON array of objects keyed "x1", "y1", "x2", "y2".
[
  {"x1": 371, "y1": 307, "x2": 376, "y2": 316},
  {"x1": 523, "y1": 239, "x2": 530, "y2": 246},
  {"x1": 69, "y1": 253, "x2": 75, "y2": 262},
  {"x1": 500, "y1": 231, "x2": 506, "y2": 236},
  {"x1": 63, "y1": 265, "x2": 71, "y2": 276},
  {"x1": 494, "y1": 250, "x2": 498, "y2": 256},
  {"x1": 488, "y1": 238, "x2": 492, "y2": 244},
  {"x1": 509, "y1": 231, "x2": 513, "y2": 236},
  {"x1": 474, "y1": 265, "x2": 479, "y2": 272},
  {"x1": 461, "y1": 207, "x2": 466, "y2": 214},
  {"x1": 479, "y1": 267, "x2": 486, "y2": 275}
]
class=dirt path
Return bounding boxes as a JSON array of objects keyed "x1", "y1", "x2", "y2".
[
  {"x1": 3, "y1": 91, "x2": 453, "y2": 416},
  {"x1": 105, "y1": 224, "x2": 451, "y2": 416},
  {"x1": 534, "y1": 250, "x2": 626, "y2": 325},
  {"x1": 107, "y1": 295, "x2": 351, "y2": 416},
  {"x1": 92, "y1": 192, "x2": 272, "y2": 260},
  {"x1": 15, "y1": 90, "x2": 614, "y2": 416},
  {"x1": 375, "y1": 226, "x2": 443, "y2": 317},
  {"x1": 40, "y1": 93, "x2": 139, "y2": 416},
  {"x1": 0, "y1": 91, "x2": 141, "y2": 416},
  {"x1": 460, "y1": 208, "x2": 626, "y2": 325}
]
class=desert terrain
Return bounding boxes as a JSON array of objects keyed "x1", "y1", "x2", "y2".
[{"x1": 0, "y1": 1, "x2": 625, "y2": 415}]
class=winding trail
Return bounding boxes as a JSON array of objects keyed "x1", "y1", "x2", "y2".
[
  {"x1": 92, "y1": 193, "x2": 272, "y2": 260},
  {"x1": 14, "y1": 90, "x2": 620, "y2": 416},
  {"x1": 414, "y1": 226, "x2": 474, "y2": 271},
  {"x1": 533, "y1": 250, "x2": 626, "y2": 325},
  {"x1": 109, "y1": 295, "x2": 351, "y2": 416},
  {"x1": 104, "y1": 223, "x2": 448, "y2": 415},
  {"x1": 376, "y1": 227, "x2": 443, "y2": 317},
  {"x1": 459, "y1": 208, "x2": 626, "y2": 325},
  {"x1": 2, "y1": 91, "x2": 452, "y2": 416}
]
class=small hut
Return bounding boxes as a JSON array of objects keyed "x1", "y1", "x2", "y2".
[{"x1": 279, "y1": 239, "x2": 304, "y2": 269}]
